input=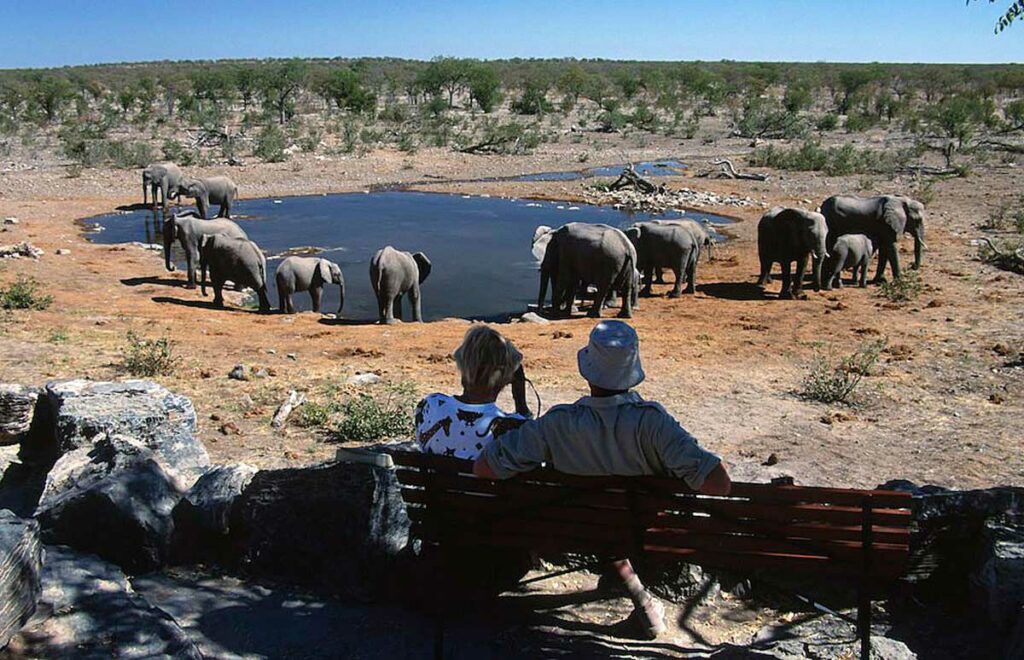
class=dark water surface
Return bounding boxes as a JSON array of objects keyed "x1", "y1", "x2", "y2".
[{"x1": 83, "y1": 191, "x2": 731, "y2": 321}]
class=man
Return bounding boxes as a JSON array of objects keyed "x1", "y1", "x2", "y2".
[{"x1": 473, "y1": 320, "x2": 731, "y2": 638}]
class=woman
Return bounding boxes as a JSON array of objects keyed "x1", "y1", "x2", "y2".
[{"x1": 415, "y1": 325, "x2": 531, "y2": 458}]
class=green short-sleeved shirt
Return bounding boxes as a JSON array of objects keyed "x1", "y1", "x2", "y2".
[{"x1": 481, "y1": 391, "x2": 721, "y2": 491}]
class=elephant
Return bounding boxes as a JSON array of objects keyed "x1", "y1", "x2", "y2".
[
  {"x1": 624, "y1": 221, "x2": 702, "y2": 298},
  {"x1": 142, "y1": 162, "x2": 184, "y2": 211},
  {"x1": 651, "y1": 219, "x2": 716, "y2": 261},
  {"x1": 198, "y1": 234, "x2": 271, "y2": 312},
  {"x1": 532, "y1": 224, "x2": 604, "y2": 310},
  {"x1": 163, "y1": 211, "x2": 248, "y2": 288},
  {"x1": 538, "y1": 223, "x2": 636, "y2": 318},
  {"x1": 757, "y1": 207, "x2": 829, "y2": 299},
  {"x1": 276, "y1": 256, "x2": 345, "y2": 315},
  {"x1": 820, "y1": 195, "x2": 926, "y2": 283},
  {"x1": 369, "y1": 246, "x2": 431, "y2": 324},
  {"x1": 178, "y1": 176, "x2": 239, "y2": 219},
  {"x1": 824, "y1": 234, "x2": 876, "y2": 290}
]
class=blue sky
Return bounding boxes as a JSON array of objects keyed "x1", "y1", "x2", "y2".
[{"x1": 1, "y1": 1, "x2": 1021, "y2": 69}]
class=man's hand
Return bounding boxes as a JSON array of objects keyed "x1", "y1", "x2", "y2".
[
  {"x1": 698, "y1": 464, "x2": 731, "y2": 496},
  {"x1": 473, "y1": 454, "x2": 499, "y2": 479}
]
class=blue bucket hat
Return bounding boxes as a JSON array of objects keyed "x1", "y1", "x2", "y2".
[{"x1": 577, "y1": 321, "x2": 645, "y2": 391}]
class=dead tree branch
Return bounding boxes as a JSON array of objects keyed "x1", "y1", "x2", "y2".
[
  {"x1": 271, "y1": 390, "x2": 307, "y2": 430},
  {"x1": 695, "y1": 159, "x2": 768, "y2": 181},
  {"x1": 608, "y1": 164, "x2": 662, "y2": 194}
]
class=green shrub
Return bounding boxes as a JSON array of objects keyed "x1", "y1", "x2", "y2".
[
  {"x1": 295, "y1": 401, "x2": 335, "y2": 428},
  {"x1": 750, "y1": 140, "x2": 901, "y2": 176},
  {"x1": 107, "y1": 141, "x2": 154, "y2": 169},
  {"x1": 0, "y1": 276, "x2": 53, "y2": 310},
  {"x1": 378, "y1": 104, "x2": 408, "y2": 123},
  {"x1": 596, "y1": 110, "x2": 628, "y2": 132},
  {"x1": 734, "y1": 97, "x2": 807, "y2": 139},
  {"x1": 844, "y1": 112, "x2": 876, "y2": 133},
  {"x1": 254, "y1": 124, "x2": 287, "y2": 162},
  {"x1": 877, "y1": 271, "x2": 923, "y2": 303},
  {"x1": 299, "y1": 128, "x2": 321, "y2": 153},
  {"x1": 800, "y1": 340, "x2": 885, "y2": 404},
  {"x1": 120, "y1": 330, "x2": 178, "y2": 377},
  {"x1": 816, "y1": 113, "x2": 839, "y2": 131},
  {"x1": 332, "y1": 381, "x2": 415, "y2": 442},
  {"x1": 511, "y1": 84, "x2": 552, "y2": 116},
  {"x1": 630, "y1": 103, "x2": 658, "y2": 131},
  {"x1": 162, "y1": 138, "x2": 195, "y2": 165}
]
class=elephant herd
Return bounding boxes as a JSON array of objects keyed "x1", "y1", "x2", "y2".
[
  {"x1": 162, "y1": 208, "x2": 427, "y2": 323},
  {"x1": 148, "y1": 157, "x2": 926, "y2": 322},
  {"x1": 142, "y1": 162, "x2": 238, "y2": 219},
  {"x1": 756, "y1": 195, "x2": 926, "y2": 299}
]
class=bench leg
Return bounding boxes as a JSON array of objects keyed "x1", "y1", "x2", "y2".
[{"x1": 857, "y1": 587, "x2": 871, "y2": 660}]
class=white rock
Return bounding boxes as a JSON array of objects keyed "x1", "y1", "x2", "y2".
[
  {"x1": 2, "y1": 217, "x2": 18, "y2": 225},
  {"x1": 518, "y1": 312, "x2": 550, "y2": 325},
  {"x1": 346, "y1": 373, "x2": 382, "y2": 387},
  {"x1": 55, "y1": 249, "x2": 71, "y2": 256}
]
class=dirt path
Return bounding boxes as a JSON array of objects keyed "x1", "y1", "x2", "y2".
[{"x1": 1, "y1": 139, "x2": 1021, "y2": 490}]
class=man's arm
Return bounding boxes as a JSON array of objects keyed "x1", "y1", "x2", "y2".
[
  {"x1": 472, "y1": 414, "x2": 553, "y2": 480},
  {"x1": 697, "y1": 463, "x2": 731, "y2": 496}
]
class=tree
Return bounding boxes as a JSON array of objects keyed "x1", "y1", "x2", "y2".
[
  {"x1": 30, "y1": 75, "x2": 74, "y2": 123},
  {"x1": 969, "y1": 0, "x2": 1024, "y2": 33},
  {"x1": 233, "y1": 66, "x2": 258, "y2": 111},
  {"x1": 511, "y1": 78, "x2": 552, "y2": 116},
  {"x1": 259, "y1": 59, "x2": 308, "y2": 124},
  {"x1": 467, "y1": 63, "x2": 501, "y2": 112},
  {"x1": 557, "y1": 64, "x2": 589, "y2": 106},
  {"x1": 313, "y1": 67, "x2": 376, "y2": 114},
  {"x1": 418, "y1": 57, "x2": 468, "y2": 108}
]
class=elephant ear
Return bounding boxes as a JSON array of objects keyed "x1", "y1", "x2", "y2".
[
  {"x1": 623, "y1": 226, "x2": 641, "y2": 244},
  {"x1": 413, "y1": 252, "x2": 432, "y2": 284},
  {"x1": 880, "y1": 197, "x2": 907, "y2": 237},
  {"x1": 317, "y1": 259, "x2": 333, "y2": 284},
  {"x1": 532, "y1": 225, "x2": 553, "y2": 244}
]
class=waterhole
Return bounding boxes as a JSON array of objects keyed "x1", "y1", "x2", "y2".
[{"x1": 84, "y1": 191, "x2": 731, "y2": 321}]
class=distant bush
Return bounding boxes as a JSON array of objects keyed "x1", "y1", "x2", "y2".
[
  {"x1": 332, "y1": 381, "x2": 415, "y2": 441},
  {"x1": 511, "y1": 83, "x2": 552, "y2": 116},
  {"x1": 162, "y1": 138, "x2": 195, "y2": 166},
  {"x1": 750, "y1": 140, "x2": 902, "y2": 176},
  {"x1": 596, "y1": 110, "x2": 628, "y2": 133},
  {"x1": 253, "y1": 124, "x2": 287, "y2": 162},
  {"x1": 378, "y1": 104, "x2": 408, "y2": 123},
  {"x1": 845, "y1": 112, "x2": 877, "y2": 133},
  {"x1": 734, "y1": 97, "x2": 807, "y2": 139},
  {"x1": 630, "y1": 103, "x2": 658, "y2": 131},
  {"x1": 0, "y1": 276, "x2": 53, "y2": 311},
  {"x1": 120, "y1": 330, "x2": 178, "y2": 377},
  {"x1": 816, "y1": 113, "x2": 839, "y2": 131},
  {"x1": 800, "y1": 340, "x2": 885, "y2": 404}
]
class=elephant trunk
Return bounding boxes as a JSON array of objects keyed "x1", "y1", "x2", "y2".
[
  {"x1": 912, "y1": 229, "x2": 925, "y2": 270},
  {"x1": 163, "y1": 227, "x2": 175, "y2": 272},
  {"x1": 337, "y1": 282, "x2": 345, "y2": 315}
]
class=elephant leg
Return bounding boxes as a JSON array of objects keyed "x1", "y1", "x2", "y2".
[
  {"x1": 257, "y1": 287, "x2": 271, "y2": 313},
  {"x1": 654, "y1": 269, "x2": 666, "y2": 284},
  {"x1": 792, "y1": 255, "x2": 808, "y2": 296},
  {"x1": 757, "y1": 257, "x2": 772, "y2": 286},
  {"x1": 310, "y1": 286, "x2": 322, "y2": 313},
  {"x1": 588, "y1": 280, "x2": 612, "y2": 318},
  {"x1": 641, "y1": 267, "x2": 654, "y2": 297},
  {"x1": 890, "y1": 248, "x2": 903, "y2": 280},
  {"x1": 779, "y1": 261, "x2": 793, "y2": 299},
  {"x1": 858, "y1": 261, "x2": 868, "y2": 287},
  {"x1": 279, "y1": 290, "x2": 289, "y2": 313},
  {"x1": 872, "y1": 245, "x2": 890, "y2": 284},
  {"x1": 668, "y1": 261, "x2": 684, "y2": 298},
  {"x1": 824, "y1": 258, "x2": 840, "y2": 290},
  {"x1": 381, "y1": 295, "x2": 396, "y2": 324},
  {"x1": 410, "y1": 284, "x2": 424, "y2": 322},
  {"x1": 617, "y1": 280, "x2": 633, "y2": 318},
  {"x1": 393, "y1": 295, "x2": 403, "y2": 322},
  {"x1": 811, "y1": 255, "x2": 822, "y2": 292},
  {"x1": 185, "y1": 248, "x2": 197, "y2": 288},
  {"x1": 685, "y1": 256, "x2": 697, "y2": 294},
  {"x1": 212, "y1": 279, "x2": 225, "y2": 307}
]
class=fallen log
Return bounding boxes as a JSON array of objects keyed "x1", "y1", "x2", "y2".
[
  {"x1": 695, "y1": 159, "x2": 768, "y2": 181},
  {"x1": 608, "y1": 164, "x2": 661, "y2": 194},
  {"x1": 271, "y1": 390, "x2": 307, "y2": 430}
]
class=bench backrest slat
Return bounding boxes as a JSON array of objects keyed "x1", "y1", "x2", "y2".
[{"x1": 393, "y1": 451, "x2": 912, "y2": 581}]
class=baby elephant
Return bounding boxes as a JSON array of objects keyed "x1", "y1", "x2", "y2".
[
  {"x1": 825, "y1": 234, "x2": 876, "y2": 290},
  {"x1": 369, "y1": 246, "x2": 431, "y2": 324},
  {"x1": 199, "y1": 234, "x2": 271, "y2": 312},
  {"x1": 179, "y1": 176, "x2": 238, "y2": 219},
  {"x1": 276, "y1": 256, "x2": 345, "y2": 315}
]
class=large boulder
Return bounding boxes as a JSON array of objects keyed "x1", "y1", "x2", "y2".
[
  {"x1": 23, "y1": 379, "x2": 208, "y2": 485},
  {"x1": 7, "y1": 545, "x2": 200, "y2": 658},
  {"x1": 171, "y1": 463, "x2": 257, "y2": 563},
  {"x1": 972, "y1": 513, "x2": 1024, "y2": 631},
  {"x1": 0, "y1": 384, "x2": 38, "y2": 445},
  {"x1": 227, "y1": 459, "x2": 412, "y2": 598},
  {"x1": 34, "y1": 435, "x2": 184, "y2": 573},
  {"x1": 0, "y1": 511, "x2": 42, "y2": 649}
]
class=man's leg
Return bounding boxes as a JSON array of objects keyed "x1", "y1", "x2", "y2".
[{"x1": 612, "y1": 559, "x2": 666, "y2": 638}]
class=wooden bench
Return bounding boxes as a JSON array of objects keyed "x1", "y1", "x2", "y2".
[{"x1": 393, "y1": 451, "x2": 913, "y2": 659}]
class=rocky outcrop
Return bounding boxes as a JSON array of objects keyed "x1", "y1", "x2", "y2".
[
  {"x1": 972, "y1": 513, "x2": 1024, "y2": 631},
  {"x1": 34, "y1": 435, "x2": 184, "y2": 573},
  {"x1": 0, "y1": 511, "x2": 42, "y2": 649},
  {"x1": 228, "y1": 459, "x2": 411, "y2": 598},
  {"x1": 24, "y1": 379, "x2": 208, "y2": 485},
  {"x1": 171, "y1": 463, "x2": 257, "y2": 562},
  {"x1": 0, "y1": 385, "x2": 38, "y2": 445},
  {"x1": 8, "y1": 545, "x2": 201, "y2": 659}
]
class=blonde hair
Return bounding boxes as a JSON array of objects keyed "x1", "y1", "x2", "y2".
[{"x1": 452, "y1": 325, "x2": 523, "y2": 391}]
